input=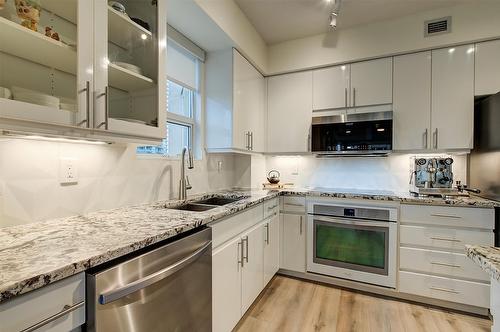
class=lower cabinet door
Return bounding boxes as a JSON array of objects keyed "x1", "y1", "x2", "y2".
[
  {"x1": 212, "y1": 237, "x2": 242, "y2": 332},
  {"x1": 241, "y1": 223, "x2": 265, "y2": 314},
  {"x1": 264, "y1": 213, "x2": 280, "y2": 285},
  {"x1": 280, "y1": 213, "x2": 306, "y2": 272}
]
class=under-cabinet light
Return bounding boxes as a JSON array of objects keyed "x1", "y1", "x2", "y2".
[{"x1": 1, "y1": 131, "x2": 113, "y2": 145}]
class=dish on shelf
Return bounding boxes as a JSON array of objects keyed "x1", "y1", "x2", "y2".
[
  {"x1": 108, "y1": 1, "x2": 126, "y2": 14},
  {"x1": 112, "y1": 61, "x2": 143, "y2": 75},
  {"x1": 113, "y1": 117, "x2": 148, "y2": 125},
  {"x1": 11, "y1": 86, "x2": 60, "y2": 108},
  {"x1": 0, "y1": 87, "x2": 12, "y2": 99}
]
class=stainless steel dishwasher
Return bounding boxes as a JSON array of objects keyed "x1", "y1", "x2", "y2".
[{"x1": 86, "y1": 227, "x2": 212, "y2": 332}]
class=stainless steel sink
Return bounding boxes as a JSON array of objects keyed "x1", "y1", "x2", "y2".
[
  {"x1": 194, "y1": 197, "x2": 244, "y2": 206},
  {"x1": 170, "y1": 203, "x2": 217, "y2": 212}
]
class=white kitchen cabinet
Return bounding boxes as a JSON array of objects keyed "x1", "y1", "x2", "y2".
[
  {"x1": 280, "y1": 213, "x2": 306, "y2": 272},
  {"x1": 0, "y1": 0, "x2": 167, "y2": 142},
  {"x1": 0, "y1": 0, "x2": 92, "y2": 129},
  {"x1": 312, "y1": 65, "x2": 350, "y2": 111},
  {"x1": 267, "y1": 71, "x2": 312, "y2": 153},
  {"x1": 263, "y1": 212, "x2": 280, "y2": 285},
  {"x1": 206, "y1": 49, "x2": 266, "y2": 153},
  {"x1": 0, "y1": 273, "x2": 85, "y2": 332},
  {"x1": 212, "y1": 236, "x2": 242, "y2": 332},
  {"x1": 93, "y1": 0, "x2": 167, "y2": 140},
  {"x1": 350, "y1": 57, "x2": 393, "y2": 107},
  {"x1": 431, "y1": 45, "x2": 474, "y2": 150},
  {"x1": 241, "y1": 223, "x2": 265, "y2": 313},
  {"x1": 393, "y1": 52, "x2": 432, "y2": 150},
  {"x1": 475, "y1": 39, "x2": 500, "y2": 96}
]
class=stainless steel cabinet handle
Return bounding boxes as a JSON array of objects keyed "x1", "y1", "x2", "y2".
[
  {"x1": 285, "y1": 203, "x2": 304, "y2": 207},
  {"x1": 430, "y1": 286, "x2": 459, "y2": 294},
  {"x1": 77, "y1": 81, "x2": 90, "y2": 128},
  {"x1": 238, "y1": 240, "x2": 243, "y2": 267},
  {"x1": 430, "y1": 214, "x2": 461, "y2": 219},
  {"x1": 267, "y1": 205, "x2": 278, "y2": 210},
  {"x1": 299, "y1": 216, "x2": 303, "y2": 235},
  {"x1": 430, "y1": 237, "x2": 461, "y2": 242},
  {"x1": 430, "y1": 261, "x2": 461, "y2": 268},
  {"x1": 352, "y1": 87, "x2": 356, "y2": 107},
  {"x1": 242, "y1": 236, "x2": 249, "y2": 263},
  {"x1": 250, "y1": 132, "x2": 254, "y2": 151},
  {"x1": 21, "y1": 301, "x2": 84, "y2": 332},
  {"x1": 265, "y1": 223, "x2": 270, "y2": 244},
  {"x1": 423, "y1": 129, "x2": 428, "y2": 149},
  {"x1": 97, "y1": 86, "x2": 109, "y2": 130},
  {"x1": 344, "y1": 87, "x2": 347, "y2": 108},
  {"x1": 99, "y1": 240, "x2": 211, "y2": 305},
  {"x1": 433, "y1": 128, "x2": 438, "y2": 149}
]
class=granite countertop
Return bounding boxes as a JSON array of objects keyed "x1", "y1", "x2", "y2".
[
  {"x1": 0, "y1": 187, "x2": 497, "y2": 304},
  {"x1": 280, "y1": 188, "x2": 500, "y2": 208},
  {"x1": 466, "y1": 245, "x2": 500, "y2": 281},
  {"x1": 0, "y1": 190, "x2": 279, "y2": 303}
]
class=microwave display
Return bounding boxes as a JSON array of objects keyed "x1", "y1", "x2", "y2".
[{"x1": 311, "y1": 119, "x2": 392, "y2": 153}]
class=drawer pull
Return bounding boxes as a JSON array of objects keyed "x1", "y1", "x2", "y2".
[
  {"x1": 21, "y1": 301, "x2": 84, "y2": 332},
  {"x1": 429, "y1": 286, "x2": 460, "y2": 294},
  {"x1": 267, "y1": 205, "x2": 278, "y2": 210},
  {"x1": 430, "y1": 261, "x2": 461, "y2": 268},
  {"x1": 285, "y1": 203, "x2": 304, "y2": 207},
  {"x1": 430, "y1": 214, "x2": 462, "y2": 219},
  {"x1": 430, "y1": 237, "x2": 461, "y2": 242}
]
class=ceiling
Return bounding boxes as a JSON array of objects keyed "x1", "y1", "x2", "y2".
[{"x1": 234, "y1": 0, "x2": 472, "y2": 45}]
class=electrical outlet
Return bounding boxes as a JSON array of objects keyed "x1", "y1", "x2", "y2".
[
  {"x1": 59, "y1": 158, "x2": 78, "y2": 185},
  {"x1": 217, "y1": 161, "x2": 223, "y2": 173}
]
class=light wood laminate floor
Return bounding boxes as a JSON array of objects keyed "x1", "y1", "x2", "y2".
[{"x1": 235, "y1": 276, "x2": 491, "y2": 332}]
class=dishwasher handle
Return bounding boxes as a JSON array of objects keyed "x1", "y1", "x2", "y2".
[{"x1": 99, "y1": 240, "x2": 211, "y2": 305}]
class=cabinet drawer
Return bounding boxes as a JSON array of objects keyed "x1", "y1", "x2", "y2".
[
  {"x1": 400, "y1": 225, "x2": 493, "y2": 252},
  {"x1": 399, "y1": 271, "x2": 489, "y2": 308},
  {"x1": 264, "y1": 198, "x2": 279, "y2": 219},
  {"x1": 0, "y1": 273, "x2": 85, "y2": 332},
  {"x1": 211, "y1": 204, "x2": 264, "y2": 248},
  {"x1": 401, "y1": 205, "x2": 494, "y2": 229},
  {"x1": 400, "y1": 247, "x2": 489, "y2": 282},
  {"x1": 281, "y1": 196, "x2": 306, "y2": 213}
]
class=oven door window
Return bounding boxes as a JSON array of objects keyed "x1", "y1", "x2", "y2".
[{"x1": 313, "y1": 220, "x2": 389, "y2": 275}]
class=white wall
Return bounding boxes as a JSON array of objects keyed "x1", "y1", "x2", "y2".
[
  {"x1": 194, "y1": 0, "x2": 268, "y2": 73},
  {"x1": 0, "y1": 139, "x2": 246, "y2": 227},
  {"x1": 268, "y1": 3, "x2": 500, "y2": 74},
  {"x1": 265, "y1": 154, "x2": 467, "y2": 193}
]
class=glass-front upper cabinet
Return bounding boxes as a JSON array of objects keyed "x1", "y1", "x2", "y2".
[
  {"x1": 0, "y1": 0, "x2": 93, "y2": 128},
  {"x1": 94, "y1": 0, "x2": 166, "y2": 140}
]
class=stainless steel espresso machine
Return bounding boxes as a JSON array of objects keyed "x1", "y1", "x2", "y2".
[{"x1": 409, "y1": 157, "x2": 475, "y2": 197}]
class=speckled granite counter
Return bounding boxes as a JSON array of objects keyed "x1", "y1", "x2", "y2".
[
  {"x1": 1, "y1": 187, "x2": 497, "y2": 303},
  {"x1": 466, "y1": 246, "x2": 500, "y2": 281},
  {"x1": 0, "y1": 190, "x2": 279, "y2": 303},
  {"x1": 280, "y1": 188, "x2": 500, "y2": 208}
]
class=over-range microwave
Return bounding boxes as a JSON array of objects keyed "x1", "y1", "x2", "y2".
[{"x1": 311, "y1": 111, "x2": 393, "y2": 155}]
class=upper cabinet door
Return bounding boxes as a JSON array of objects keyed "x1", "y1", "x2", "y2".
[
  {"x1": 0, "y1": 0, "x2": 93, "y2": 128},
  {"x1": 233, "y1": 50, "x2": 266, "y2": 152},
  {"x1": 267, "y1": 71, "x2": 312, "y2": 153},
  {"x1": 431, "y1": 45, "x2": 474, "y2": 150},
  {"x1": 393, "y1": 52, "x2": 431, "y2": 151},
  {"x1": 312, "y1": 65, "x2": 350, "y2": 111},
  {"x1": 94, "y1": 0, "x2": 166, "y2": 140},
  {"x1": 475, "y1": 40, "x2": 500, "y2": 96},
  {"x1": 350, "y1": 57, "x2": 393, "y2": 107}
]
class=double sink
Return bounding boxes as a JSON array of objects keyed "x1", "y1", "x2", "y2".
[{"x1": 170, "y1": 197, "x2": 245, "y2": 212}]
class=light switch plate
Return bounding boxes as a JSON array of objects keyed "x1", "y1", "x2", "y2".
[{"x1": 59, "y1": 158, "x2": 78, "y2": 185}]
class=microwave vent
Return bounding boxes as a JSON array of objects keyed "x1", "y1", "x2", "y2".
[{"x1": 425, "y1": 17, "x2": 451, "y2": 37}]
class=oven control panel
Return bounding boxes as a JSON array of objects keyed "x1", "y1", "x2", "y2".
[{"x1": 343, "y1": 208, "x2": 355, "y2": 217}]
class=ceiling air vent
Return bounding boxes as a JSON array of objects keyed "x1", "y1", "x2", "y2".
[{"x1": 424, "y1": 16, "x2": 451, "y2": 37}]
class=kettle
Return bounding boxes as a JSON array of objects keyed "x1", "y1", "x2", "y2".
[{"x1": 267, "y1": 170, "x2": 280, "y2": 184}]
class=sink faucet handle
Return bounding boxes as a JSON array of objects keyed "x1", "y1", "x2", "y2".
[{"x1": 185, "y1": 176, "x2": 192, "y2": 190}]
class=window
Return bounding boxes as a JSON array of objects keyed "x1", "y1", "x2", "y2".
[{"x1": 137, "y1": 32, "x2": 204, "y2": 157}]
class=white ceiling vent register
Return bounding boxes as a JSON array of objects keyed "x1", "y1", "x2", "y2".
[{"x1": 424, "y1": 16, "x2": 451, "y2": 37}]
